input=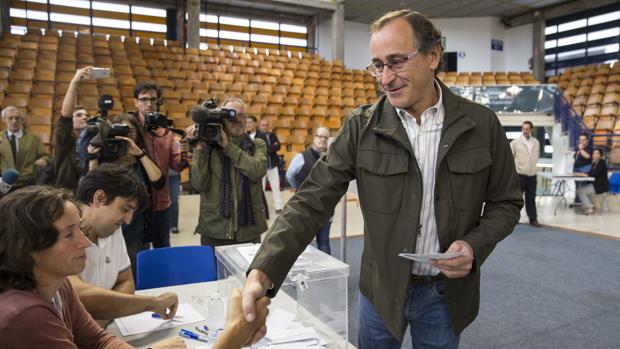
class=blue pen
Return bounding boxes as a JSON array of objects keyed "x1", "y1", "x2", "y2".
[
  {"x1": 151, "y1": 313, "x2": 161, "y2": 318},
  {"x1": 179, "y1": 329, "x2": 209, "y2": 342}
]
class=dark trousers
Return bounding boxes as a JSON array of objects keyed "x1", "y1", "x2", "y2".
[
  {"x1": 147, "y1": 207, "x2": 172, "y2": 248},
  {"x1": 519, "y1": 174, "x2": 538, "y2": 222},
  {"x1": 125, "y1": 239, "x2": 148, "y2": 279},
  {"x1": 168, "y1": 174, "x2": 180, "y2": 229}
]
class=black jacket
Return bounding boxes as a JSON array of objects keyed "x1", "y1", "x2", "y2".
[
  {"x1": 254, "y1": 131, "x2": 280, "y2": 169},
  {"x1": 589, "y1": 160, "x2": 609, "y2": 194}
]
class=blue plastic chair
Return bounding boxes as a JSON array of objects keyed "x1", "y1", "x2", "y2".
[
  {"x1": 136, "y1": 246, "x2": 217, "y2": 290},
  {"x1": 609, "y1": 172, "x2": 620, "y2": 194}
]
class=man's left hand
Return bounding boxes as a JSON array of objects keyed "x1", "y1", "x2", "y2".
[
  {"x1": 218, "y1": 124, "x2": 229, "y2": 148},
  {"x1": 34, "y1": 158, "x2": 48, "y2": 168},
  {"x1": 431, "y1": 240, "x2": 474, "y2": 278}
]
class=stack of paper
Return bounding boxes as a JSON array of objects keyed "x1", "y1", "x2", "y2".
[{"x1": 114, "y1": 303, "x2": 205, "y2": 336}]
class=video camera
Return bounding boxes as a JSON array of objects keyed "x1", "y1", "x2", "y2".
[
  {"x1": 77, "y1": 96, "x2": 129, "y2": 174},
  {"x1": 143, "y1": 110, "x2": 186, "y2": 138},
  {"x1": 190, "y1": 98, "x2": 237, "y2": 145},
  {"x1": 144, "y1": 111, "x2": 173, "y2": 132}
]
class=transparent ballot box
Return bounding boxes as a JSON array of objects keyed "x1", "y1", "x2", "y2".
[{"x1": 216, "y1": 243, "x2": 350, "y2": 348}]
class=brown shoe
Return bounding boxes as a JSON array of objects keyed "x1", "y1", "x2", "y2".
[{"x1": 530, "y1": 221, "x2": 542, "y2": 227}]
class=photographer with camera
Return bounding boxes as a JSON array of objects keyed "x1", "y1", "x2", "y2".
[
  {"x1": 188, "y1": 98, "x2": 268, "y2": 247},
  {"x1": 55, "y1": 67, "x2": 91, "y2": 191},
  {"x1": 87, "y1": 113, "x2": 164, "y2": 271},
  {"x1": 133, "y1": 81, "x2": 189, "y2": 249}
]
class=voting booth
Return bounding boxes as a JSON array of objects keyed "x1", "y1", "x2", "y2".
[{"x1": 216, "y1": 243, "x2": 350, "y2": 348}]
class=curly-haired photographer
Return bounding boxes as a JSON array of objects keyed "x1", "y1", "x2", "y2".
[
  {"x1": 188, "y1": 98, "x2": 268, "y2": 247},
  {"x1": 87, "y1": 113, "x2": 164, "y2": 270}
]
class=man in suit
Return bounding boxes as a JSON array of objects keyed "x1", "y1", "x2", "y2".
[
  {"x1": 1, "y1": 106, "x2": 50, "y2": 189},
  {"x1": 246, "y1": 116, "x2": 283, "y2": 214}
]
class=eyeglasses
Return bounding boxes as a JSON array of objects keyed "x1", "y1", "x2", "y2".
[
  {"x1": 137, "y1": 97, "x2": 158, "y2": 103},
  {"x1": 315, "y1": 134, "x2": 329, "y2": 140},
  {"x1": 365, "y1": 51, "x2": 419, "y2": 77}
]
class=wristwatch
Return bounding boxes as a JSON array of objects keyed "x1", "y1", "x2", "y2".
[{"x1": 136, "y1": 149, "x2": 148, "y2": 159}]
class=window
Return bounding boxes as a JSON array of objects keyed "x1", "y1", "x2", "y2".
[
  {"x1": 219, "y1": 16, "x2": 249, "y2": 27},
  {"x1": 93, "y1": 17, "x2": 130, "y2": 29},
  {"x1": 558, "y1": 19, "x2": 586, "y2": 32},
  {"x1": 251, "y1": 33, "x2": 280, "y2": 44},
  {"x1": 545, "y1": 3, "x2": 620, "y2": 76},
  {"x1": 92, "y1": 2, "x2": 129, "y2": 13},
  {"x1": 10, "y1": 0, "x2": 169, "y2": 37},
  {"x1": 589, "y1": 11, "x2": 620, "y2": 26},
  {"x1": 199, "y1": 14, "x2": 309, "y2": 51},
  {"x1": 50, "y1": 13, "x2": 90, "y2": 25},
  {"x1": 251, "y1": 20, "x2": 278, "y2": 30}
]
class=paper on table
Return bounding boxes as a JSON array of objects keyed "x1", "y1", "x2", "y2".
[
  {"x1": 398, "y1": 251, "x2": 464, "y2": 265},
  {"x1": 114, "y1": 303, "x2": 205, "y2": 336}
]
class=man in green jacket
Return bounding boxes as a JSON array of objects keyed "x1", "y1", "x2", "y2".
[
  {"x1": 242, "y1": 9, "x2": 523, "y2": 348},
  {"x1": 1, "y1": 106, "x2": 50, "y2": 189},
  {"x1": 190, "y1": 98, "x2": 268, "y2": 247}
]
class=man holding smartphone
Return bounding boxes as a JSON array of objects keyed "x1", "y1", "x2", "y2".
[
  {"x1": 56, "y1": 67, "x2": 92, "y2": 191},
  {"x1": 132, "y1": 81, "x2": 189, "y2": 249}
]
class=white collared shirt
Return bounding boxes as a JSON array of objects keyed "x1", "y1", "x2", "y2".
[
  {"x1": 6, "y1": 129, "x2": 23, "y2": 154},
  {"x1": 395, "y1": 80, "x2": 445, "y2": 276},
  {"x1": 80, "y1": 227, "x2": 131, "y2": 290}
]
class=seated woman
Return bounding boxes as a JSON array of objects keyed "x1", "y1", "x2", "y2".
[
  {"x1": 576, "y1": 148, "x2": 609, "y2": 215},
  {"x1": 0, "y1": 186, "x2": 269, "y2": 349}
]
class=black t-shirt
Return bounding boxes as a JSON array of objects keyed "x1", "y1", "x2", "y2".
[{"x1": 574, "y1": 143, "x2": 592, "y2": 169}]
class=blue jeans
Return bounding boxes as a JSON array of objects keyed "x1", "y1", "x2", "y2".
[
  {"x1": 316, "y1": 221, "x2": 332, "y2": 255},
  {"x1": 358, "y1": 281, "x2": 460, "y2": 349}
]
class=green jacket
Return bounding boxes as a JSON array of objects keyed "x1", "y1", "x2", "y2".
[
  {"x1": 250, "y1": 80, "x2": 523, "y2": 338},
  {"x1": 53, "y1": 117, "x2": 80, "y2": 191},
  {"x1": 191, "y1": 136, "x2": 268, "y2": 242},
  {"x1": 1, "y1": 129, "x2": 50, "y2": 187}
]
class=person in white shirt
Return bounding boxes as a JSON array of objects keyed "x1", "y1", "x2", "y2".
[
  {"x1": 68, "y1": 163, "x2": 179, "y2": 327},
  {"x1": 510, "y1": 121, "x2": 541, "y2": 227}
]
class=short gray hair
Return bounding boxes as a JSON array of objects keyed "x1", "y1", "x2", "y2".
[
  {"x1": 371, "y1": 9, "x2": 443, "y2": 55},
  {"x1": 221, "y1": 97, "x2": 247, "y2": 114},
  {"x1": 315, "y1": 126, "x2": 331, "y2": 136},
  {"x1": 1, "y1": 106, "x2": 22, "y2": 119}
]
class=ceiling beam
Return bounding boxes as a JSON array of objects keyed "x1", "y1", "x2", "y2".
[
  {"x1": 257, "y1": 0, "x2": 335, "y2": 11},
  {"x1": 503, "y1": 0, "x2": 618, "y2": 28}
]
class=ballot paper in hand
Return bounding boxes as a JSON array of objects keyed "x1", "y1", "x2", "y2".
[
  {"x1": 398, "y1": 251, "x2": 464, "y2": 265},
  {"x1": 114, "y1": 303, "x2": 205, "y2": 336}
]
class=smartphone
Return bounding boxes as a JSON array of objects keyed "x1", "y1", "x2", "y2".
[{"x1": 91, "y1": 67, "x2": 110, "y2": 79}]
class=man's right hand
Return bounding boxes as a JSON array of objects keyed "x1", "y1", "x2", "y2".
[
  {"x1": 73, "y1": 66, "x2": 93, "y2": 83},
  {"x1": 242, "y1": 269, "x2": 273, "y2": 322},
  {"x1": 151, "y1": 292, "x2": 179, "y2": 319}
]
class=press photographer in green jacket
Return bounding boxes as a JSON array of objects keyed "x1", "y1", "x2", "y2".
[{"x1": 189, "y1": 98, "x2": 268, "y2": 247}]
